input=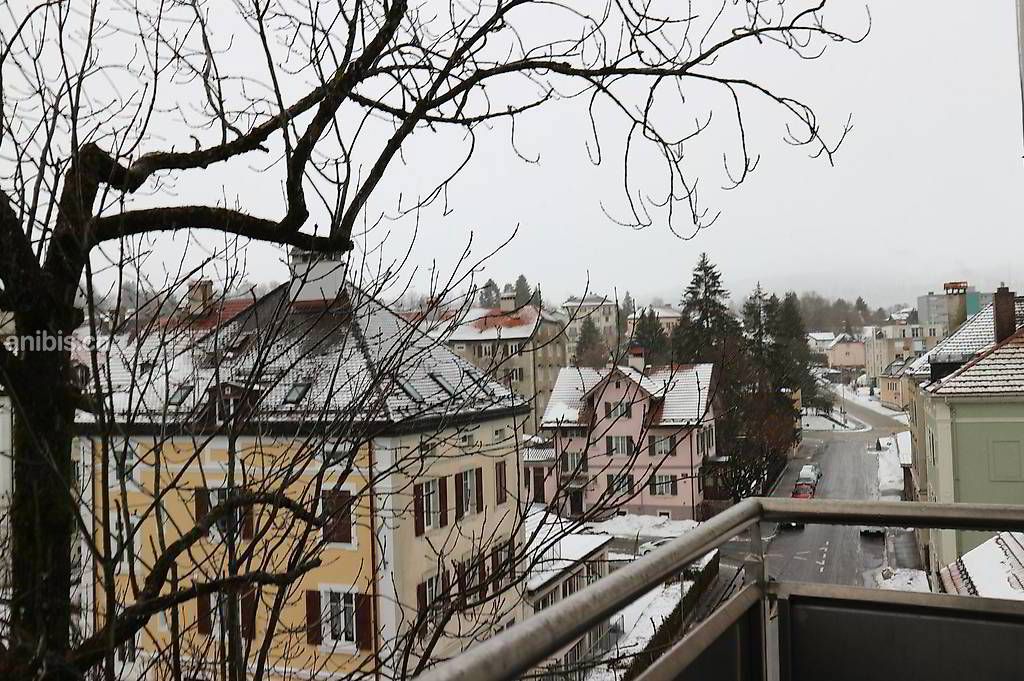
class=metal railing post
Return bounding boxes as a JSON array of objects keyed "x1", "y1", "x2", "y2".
[{"x1": 745, "y1": 520, "x2": 771, "y2": 681}]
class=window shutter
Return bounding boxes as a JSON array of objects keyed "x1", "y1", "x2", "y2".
[
  {"x1": 606, "y1": 474, "x2": 614, "y2": 490},
  {"x1": 560, "y1": 452, "x2": 568, "y2": 472},
  {"x1": 305, "y1": 590, "x2": 322, "y2": 645},
  {"x1": 626, "y1": 403, "x2": 633, "y2": 418},
  {"x1": 241, "y1": 590, "x2": 257, "y2": 639},
  {"x1": 438, "y1": 476, "x2": 449, "y2": 528},
  {"x1": 649, "y1": 476, "x2": 657, "y2": 495},
  {"x1": 455, "y1": 473, "x2": 465, "y2": 521},
  {"x1": 523, "y1": 466, "x2": 531, "y2": 488},
  {"x1": 417, "y1": 582, "x2": 427, "y2": 617},
  {"x1": 355, "y1": 593, "x2": 373, "y2": 651},
  {"x1": 479, "y1": 557, "x2": 487, "y2": 597},
  {"x1": 627, "y1": 475, "x2": 634, "y2": 492},
  {"x1": 475, "y1": 468, "x2": 484, "y2": 513},
  {"x1": 413, "y1": 484, "x2": 425, "y2": 537},
  {"x1": 669, "y1": 435, "x2": 677, "y2": 457},
  {"x1": 626, "y1": 437, "x2": 634, "y2": 455},
  {"x1": 457, "y1": 563, "x2": 467, "y2": 607},
  {"x1": 195, "y1": 489, "x2": 210, "y2": 522},
  {"x1": 495, "y1": 462, "x2": 506, "y2": 505},
  {"x1": 671, "y1": 476, "x2": 679, "y2": 496},
  {"x1": 606, "y1": 436, "x2": 613, "y2": 455},
  {"x1": 241, "y1": 505, "x2": 254, "y2": 540},
  {"x1": 581, "y1": 451, "x2": 588, "y2": 472},
  {"x1": 649, "y1": 435, "x2": 656, "y2": 456},
  {"x1": 197, "y1": 593, "x2": 212, "y2": 636},
  {"x1": 491, "y1": 547, "x2": 501, "y2": 594},
  {"x1": 604, "y1": 403, "x2": 611, "y2": 417},
  {"x1": 338, "y1": 491, "x2": 352, "y2": 543}
]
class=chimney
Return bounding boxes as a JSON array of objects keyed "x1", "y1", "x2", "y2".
[
  {"x1": 943, "y1": 280, "x2": 968, "y2": 332},
  {"x1": 626, "y1": 343, "x2": 646, "y2": 372},
  {"x1": 288, "y1": 248, "x2": 348, "y2": 303},
  {"x1": 499, "y1": 290, "x2": 516, "y2": 313},
  {"x1": 186, "y1": 279, "x2": 214, "y2": 316},
  {"x1": 994, "y1": 284, "x2": 1016, "y2": 344}
]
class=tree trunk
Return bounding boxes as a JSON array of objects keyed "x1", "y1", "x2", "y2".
[{"x1": 9, "y1": 341, "x2": 76, "y2": 680}]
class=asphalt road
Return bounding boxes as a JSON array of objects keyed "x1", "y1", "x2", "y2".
[{"x1": 763, "y1": 397, "x2": 907, "y2": 586}]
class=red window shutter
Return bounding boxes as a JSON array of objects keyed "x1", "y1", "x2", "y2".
[
  {"x1": 454, "y1": 473, "x2": 464, "y2": 521},
  {"x1": 475, "y1": 468, "x2": 484, "y2": 514},
  {"x1": 413, "y1": 483, "x2": 425, "y2": 536},
  {"x1": 241, "y1": 590, "x2": 257, "y2": 639},
  {"x1": 438, "y1": 477, "x2": 448, "y2": 528},
  {"x1": 195, "y1": 489, "x2": 210, "y2": 522},
  {"x1": 196, "y1": 593, "x2": 212, "y2": 636},
  {"x1": 305, "y1": 590, "x2": 322, "y2": 645},
  {"x1": 355, "y1": 593, "x2": 373, "y2": 651}
]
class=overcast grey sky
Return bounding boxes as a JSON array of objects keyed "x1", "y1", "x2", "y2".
[{"x1": 151, "y1": 0, "x2": 1024, "y2": 310}]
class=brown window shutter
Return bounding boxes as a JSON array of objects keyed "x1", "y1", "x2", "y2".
[
  {"x1": 305, "y1": 590, "x2": 322, "y2": 645},
  {"x1": 475, "y1": 468, "x2": 484, "y2": 514},
  {"x1": 457, "y1": 563, "x2": 467, "y2": 607},
  {"x1": 438, "y1": 477, "x2": 448, "y2": 528},
  {"x1": 478, "y1": 557, "x2": 487, "y2": 598},
  {"x1": 606, "y1": 436, "x2": 613, "y2": 455},
  {"x1": 491, "y1": 547, "x2": 500, "y2": 594},
  {"x1": 581, "y1": 451, "x2": 588, "y2": 472},
  {"x1": 413, "y1": 483, "x2": 425, "y2": 536},
  {"x1": 417, "y1": 582, "x2": 427, "y2": 617},
  {"x1": 195, "y1": 489, "x2": 210, "y2": 522},
  {"x1": 241, "y1": 590, "x2": 257, "y2": 639},
  {"x1": 560, "y1": 452, "x2": 568, "y2": 472},
  {"x1": 355, "y1": 593, "x2": 373, "y2": 651},
  {"x1": 604, "y1": 403, "x2": 611, "y2": 417},
  {"x1": 454, "y1": 473, "x2": 465, "y2": 521},
  {"x1": 649, "y1": 435, "x2": 657, "y2": 456},
  {"x1": 241, "y1": 505, "x2": 254, "y2": 540},
  {"x1": 197, "y1": 593, "x2": 212, "y2": 636},
  {"x1": 669, "y1": 435, "x2": 677, "y2": 456},
  {"x1": 495, "y1": 462, "x2": 505, "y2": 505},
  {"x1": 339, "y1": 491, "x2": 352, "y2": 543},
  {"x1": 325, "y1": 490, "x2": 353, "y2": 544}
]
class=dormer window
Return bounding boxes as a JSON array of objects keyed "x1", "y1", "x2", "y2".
[
  {"x1": 139, "y1": 361, "x2": 155, "y2": 376},
  {"x1": 283, "y1": 382, "x2": 312, "y2": 405},
  {"x1": 225, "y1": 332, "x2": 255, "y2": 357},
  {"x1": 429, "y1": 372, "x2": 455, "y2": 396},
  {"x1": 168, "y1": 384, "x2": 194, "y2": 407}
]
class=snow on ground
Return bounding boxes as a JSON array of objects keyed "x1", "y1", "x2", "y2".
[
  {"x1": 584, "y1": 514, "x2": 698, "y2": 540},
  {"x1": 587, "y1": 583, "x2": 685, "y2": 681},
  {"x1": 875, "y1": 568, "x2": 931, "y2": 593},
  {"x1": 801, "y1": 412, "x2": 868, "y2": 432},
  {"x1": 834, "y1": 385, "x2": 910, "y2": 424},
  {"x1": 875, "y1": 434, "x2": 906, "y2": 495}
]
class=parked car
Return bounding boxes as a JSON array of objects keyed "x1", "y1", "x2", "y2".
[
  {"x1": 638, "y1": 538, "x2": 673, "y2": 556},
  {"x1": 785, "y1": 482, "x2": 816, "y2": 529}
]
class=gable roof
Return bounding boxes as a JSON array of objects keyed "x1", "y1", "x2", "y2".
[
  {"x1": 80, "y1": 280, "x2": 520, "y2": 429},
  {"x1": 541, "y1": 363, "x2": 714, "y2": 428},
  {"x1": 941, "y1": 531, "x2": 1024, "y2": 600},
  {"x1": 808, "y1": 332, "x2": 836, "y2": 343},
  {"x1": 927, "y1": 299, "x2": 1024, "y2": 365},
  {"x1": 827, "y1": 333, "x2": 860, "y2": 350},
  {"x1": 929, "y1": 328, "x2": 1024, "y2": 397}
]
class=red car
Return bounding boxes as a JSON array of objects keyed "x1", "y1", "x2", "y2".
[{"x1": 787, "y1": 482, "x2": 816, "y2": 529}]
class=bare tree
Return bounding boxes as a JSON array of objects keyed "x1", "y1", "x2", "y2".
[{"x1": 0, "y1": 1, "x2": 863, "y2": 678}]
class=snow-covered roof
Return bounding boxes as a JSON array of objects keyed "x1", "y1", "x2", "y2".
[
  {"x1": 927, "y1": 299, "x2": 1024, "y2": 365},
  {"x1": 562, "y1": 294, "x2": 613, "y2": 308},
  {"x1": 541, "y1": 364, "x2": 714, "y2": 428},
  {"x1": 807, "y1": 332, "x2": 836, "y2": 343},
  {"x1": 894, "y1": 430, "x2": 912, "y2": 466},
  {"x1": 78, "y1": 280, "x2": 519, "y2": 428},
  {"x1": 524, "y1": 507, "x2": 612, "y2": 592},
  {"x1": 942, "y1": 532, "x2": 1024, "y2": 600},
  {"x1": 827, "y1": 333, "x2": 860, "y2": 350},
  {"x1": 628, "y1": 305, "x2": 682, "y2": 322},
  {"x1": 582, "y1": 513, "x2": 698, "y2": 540},
  {"x1": 446, "y1": 305, "x2": 546, "y2": 342},
  {"x1": 930, "y1": 329, "x2": 1024, "y2": 397}
]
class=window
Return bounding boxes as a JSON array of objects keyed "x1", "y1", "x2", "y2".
[
  {"x1": 210, "y1": 488, "x2": 239, "y2": 539},
  {"x1": 459, "y1": 431, "x2": 478, "y2": 449},
  {"x1": 430, "y1": 372, "x2": 456, "y2": 396},
  {"x1": 397, "y1": 378, "x2": 423, "y2": 403},
  {"x1": 649, "y1": 474, "x2": 678, "y2": 496},
  {"x1": 606, "y1": 435, "x2": 633, "y2": 455},
  {"x1": 607, "y1": 474, "x2": 633, "y2": 494},
  {"x1": 419, "y1": 436, "x2": 438, "y2": 458},
  {"x1": 423, "y1": 479, "x2": 440, "y2": 530},
  {"x1": 504, "y1": 367, "x2": 524, "y2": 382},
  {"x1": 323, "y1": 490, "x2": 353, "y2": 545},
  {"x1": 493, "y1": 427, "x2": 507, "y2": 443},
  {"x1": 651, "y1": 435, "x2": 675, "y2": 457},
  {"x1": 324, "y1": 590, "x2": 356, "y2": 645},
  {"x1": 534, "y1": 590, "x2": 557, "y2": 613},
  {"x1": 168, "y1": 384, "x2": 194, "y2": 407},
  {"x1": 912, "y1": 327, "x2": 921, "y2": 338},
  {"x1": 605, "y1": 401, "x2": 632, "y2": 419},
  {"x1": 283, "y1": 382, "x2": 312, "y2": 405},
  {"x1": 109, "y1": 510, "x2": 141, "y2": 574},
  {"x1": 462, "y1": 469, "x2": 477, "y2": 515}
]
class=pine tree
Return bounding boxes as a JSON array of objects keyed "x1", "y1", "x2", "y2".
[
  {"x1": 531, "y1": 285, "x2": 543, "y2": 310},
  {"x1": 575, "y1": 317, "x2": 605, "y2": 368},
  {"x1": 681, "y1": 253, "x2": 739, "y2": 360},
  {"x1": 634, "y1": 308, "x2": 668, "y2": 365},
  {"x1": 479, "y1": 279, "x2": 500, "y2": 307},
  {"x1": 670, "y1": 315, "x2": 698, "y2": 364},
  {"x1": 514, "y1": 274, "x2": 532, "y2": 308},
  {"x1": 618, "y1": 291, "x2": 635, "y2": 338}
]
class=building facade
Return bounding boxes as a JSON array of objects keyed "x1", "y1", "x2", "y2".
[
  {"x1": 626, "y1": 305, "x2": 683, "y2": 338},
  {"x1": 826, "y1": 334, "x2": 866, "y2": 370},
  {"x1": 540, "y1": 363, "x2": 716, "y2": 521},
  {"x1": 864, "y1": 322, "x2": 946, "y2": 381},
  {"x1": 561, "y1": 295, "x2": 620, "y2": 352}
]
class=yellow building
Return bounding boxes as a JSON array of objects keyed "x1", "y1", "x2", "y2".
[{"x1": 77, "y1": 258, "x2": 529, "y2": 680}]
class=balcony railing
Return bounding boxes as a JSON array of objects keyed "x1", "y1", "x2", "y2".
[{"x1": 418, "y1": 498, "x2": 1024, "y2": 681}]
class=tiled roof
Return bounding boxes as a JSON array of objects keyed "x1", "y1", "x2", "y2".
[
  {"x1": 447, "y1": 305, "x2": 543, "y2": 342},
  {"x1": 541, "y1": 363, "x2": 714, "y2": 427},
  {"x1": 562, "y1": 294, "x2": 612, "y2": 307},
  {"x1": 827, "y1": 333, "x2": 859, "y2": 350},
  {"x1": 629, "y1": 305, "x2": 682, "y2": 322},
  {"x1": 808, "y1": 332, "x2": 836, "y2": 343},
  {"x1": 80, "y1": 280, "x2": 518, "y2": 427},
  {"x1": 927, "y1": 299, "x2": 1024, "y2": 365},
  {"x1": 930, "y1": 328, "x2": 1024, "y2": 396},
  {"x1": 942, "y1": 532, "x2": 1024, "y2": 600}
]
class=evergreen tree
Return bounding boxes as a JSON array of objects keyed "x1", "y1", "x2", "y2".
[
  {"x1": 531, "y1": 285, "x2": 543, "y2": 310},
  {"x1": 634, "y1": 308, "x2": 669, "y2": 365},
  {"x1": 575, "y1": 317, "x2": 605, "y2": 368},
  {"x1": 479, "y1": 279, "x2": 500, "y2": 307},
  {"x1": 618, "y1": 291, "x2": 635, "y2": 338},
  {"x1": 514, "y1": 274, "x2": 532, "y2": 308},
  {"x1": 681, "y1": 253, "x2": 739, "y2": 360},
  {"x1": 670, "y1": 315, "x2": 698, "y2": 364}
]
